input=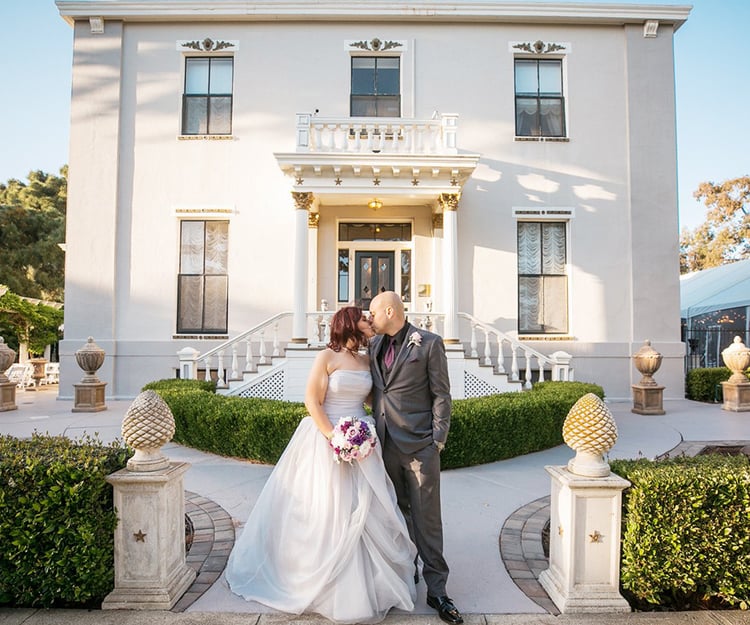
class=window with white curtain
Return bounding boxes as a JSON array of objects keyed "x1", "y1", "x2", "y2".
[
  {"x1": 182, "y1": 57, "x2": 233, "y2": 135},
  {"x1": 514, "y1": 58, "x2": 565, "y2": 137},
  {"x1": 517, "y1": 221, "x2": 568, "y2": 333},
  {"x1": 177, "y1": 220, "x2": 229, "y2": 333}
]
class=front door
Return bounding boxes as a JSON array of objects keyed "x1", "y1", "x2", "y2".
[{"x1": 354, "y1": 251, "x2": 394, "y2": 309}]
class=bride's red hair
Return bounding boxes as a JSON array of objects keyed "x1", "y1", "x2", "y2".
[{"x1": 327, "y1": 306, "x2": 368, "y2": 353}]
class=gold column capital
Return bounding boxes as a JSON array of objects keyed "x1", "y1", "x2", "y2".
[
  {"x1": 438, "y1": 192, "x2": 460, "y2": 211},
  {"x1": 308, "y1": 211, "x2": 320, "y2": 228},
  {"x1": 292, "y1": 191, "x2": 314, "y2": 210},
  {"x1": 432, "y1": 213, "x2": 444, "y2": 229}
]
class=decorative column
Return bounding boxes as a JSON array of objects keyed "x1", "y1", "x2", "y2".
[
  {"x1": 439, "y1": 193, "x2": 460, "y2": 343},
  {"x1": 291, "y1": 192, "x2": 313, "y2": 343},
  {"x1": 73, "y1": 337, "x2": 107, "y2": 412},
  {"x1": 631, "y1": 340, "x2": 665, "y2": 415},
  {"x1": 0, "y1": 337, "x2": 17, "y2": 412},
  {"x1": 721, "y1": 336, "x2": 750, "y2": 412},
  {"x1": 308, "y1": 210, "x2": 320, "y2": 313},
  {"x1": 539, "y1": 393, "x2": 631, "y2": 613},
  {"x1": 103, "y1": 390, "x2": 195, "y2": 610}
]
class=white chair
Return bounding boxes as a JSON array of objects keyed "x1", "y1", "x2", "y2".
[
  {"x1": 44, "y1": 362, "x2": 60, "y2": 385},
  {"x1": 5, "y1": 363, "x2": 34, "y2": 390}
]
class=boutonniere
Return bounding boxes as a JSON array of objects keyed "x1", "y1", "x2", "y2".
[{"x1": 408, "y1": 331, "x2": 422, "y2": 347}]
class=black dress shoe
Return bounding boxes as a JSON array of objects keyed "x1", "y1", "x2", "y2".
[
  {"x1": 427, "y1": 595, "x2": 463, "y2": 625},
  {"x1": 414, "y1": 571, "x2": 420, "y2": 585}
]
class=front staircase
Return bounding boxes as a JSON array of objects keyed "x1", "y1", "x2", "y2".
[{"x1": 177, "y1": 311, "x2": 573, "y2": 401}]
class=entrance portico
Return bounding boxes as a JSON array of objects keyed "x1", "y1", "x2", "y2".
[{"x1": 275, "y1": 112, "x2": 480, "y2": 344}]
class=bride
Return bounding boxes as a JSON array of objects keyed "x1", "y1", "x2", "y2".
[{"x1": 225, "y1": 306, "x2": 417, "y2": 624}]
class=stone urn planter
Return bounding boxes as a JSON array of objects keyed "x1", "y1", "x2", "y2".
[
  {"x1": 720, "y1": 336, "x2": 750, "y2": 412},
  {"x1": 631, "y1": 340, "x2": 665, "y2": 415},
  {"x1": 73, "y1": 336, "x2": 107, "y2": 412},
  {"x1": 0, "y1": 337, "x2": 17, "y2": 411}
]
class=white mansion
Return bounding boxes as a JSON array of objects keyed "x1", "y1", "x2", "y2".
[{"x1": 55, "y1": 0, "x2": 690, "y2": 401}]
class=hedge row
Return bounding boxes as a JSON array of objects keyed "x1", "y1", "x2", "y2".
[
  {"x1": 685, "y1": 367, "x2": 734, "y2": 402},
  {"x1": 611, "y1": 455, "x2": 750, "y2": 611},
  {"x1": 0, "y1": 434, "x2": 130, "y2": 608},
  {"x1": 149, "y1": 379, "x2": 604, "y2": 469}
]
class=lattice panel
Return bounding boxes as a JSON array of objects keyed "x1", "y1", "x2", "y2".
[
  {"x1": 464, "y1": 371, "x2": 501, "y2": 398},
  {"x1": 239, "y1": 370, "x2": 285, "y2": 400}
]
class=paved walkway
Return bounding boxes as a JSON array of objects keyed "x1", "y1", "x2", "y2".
[{"x1": 3, "y1": 386, "x2": 750, "y2": 624}]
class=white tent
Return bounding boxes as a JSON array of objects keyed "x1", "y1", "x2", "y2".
[{"x1": 680, "y1": 258, "x2": 750, "y2": 319}]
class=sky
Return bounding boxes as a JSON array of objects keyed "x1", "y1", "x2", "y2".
[{"x1": 1, "y1": 0, "x2": 748, "y2": 231}]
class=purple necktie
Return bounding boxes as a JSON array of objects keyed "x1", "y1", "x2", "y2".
[{"x1": 384, "y1": 337, "x2": 396, "y2": 369}]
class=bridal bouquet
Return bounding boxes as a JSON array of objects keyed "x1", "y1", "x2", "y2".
[{"x1": 329, "y1": 416, "x2": 376, "y2": 464}]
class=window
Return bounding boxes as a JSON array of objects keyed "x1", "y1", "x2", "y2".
[
  {"x1": 177, "y1": 220, "x2": 229, "y2": 333},
  {"x1": 351, "y1": 56, "x2": 400, "y2": 117},
  {"x1": 517, "y1": 222, "x2": 568, "y2": 333},
  {"x1": 182, "y1": 57, "x2": 233, "y2": 135},
  {"x1": 514, "y1": 59, "x2": 565, "y2": 137}
]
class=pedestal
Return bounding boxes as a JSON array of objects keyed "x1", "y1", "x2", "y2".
[
  {"x1": 631, "y1": 384, "x2": 665, "y2": 415},
  {"x1": 721, "y1": 381, "x2": 750, "y2": 412},
  {"x1": 102, "y1": 462, "x2": 196, "y2": 610},
  {"x1": 538, "y1": 465, "x2": 631, "y2": 614},
  {"x1": 0, "y1": 380, "x2": 17, "y2": 411},
  {"x1": 73, "y1": 382, "x2": 107, "y2": 412}
]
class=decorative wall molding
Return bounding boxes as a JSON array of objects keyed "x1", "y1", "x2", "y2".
[
  {"x1": 89, "y1": 16, "x2": 104, "y2": 34},
  {"x1": 176, "y1": 38, "x2": 239, "y2": 52},
  {"x1": 345, "y1": 38, "x2": 407, "y2": 53},
  {"x1": 643, "y1": 20, "x2": 659, "y2": 37},
  {"x1": 512, "y1": 207, "x2": 575, "y2": 220},
  {"x1": 172, "y1": 206, "x2": 235, "y2": 217},
  {"x1": 510, "y1": 40, "x2": 569, "y2": 55}
]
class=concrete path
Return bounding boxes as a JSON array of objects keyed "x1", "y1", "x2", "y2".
[{"x1": 2, "y1": 386, "x2": 750, "y2": 624}]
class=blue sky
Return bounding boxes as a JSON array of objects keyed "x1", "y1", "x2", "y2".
[{"x1": 1, "y1": 0, "x2": 748, "y2": 231}]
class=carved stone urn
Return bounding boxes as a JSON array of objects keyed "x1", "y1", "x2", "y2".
[
  {"x1": 0, "y1": 337, "x2": 18, "y2": 412},
  {"x1": 632, "y1": 339, "x2": 662, "y2": 386},
  {"x1": 122, "y1": 390, "x2": 176, "y2": 472},
  {"x1": 562, "y1": 392, "x2": 618, "y2": 477},
  {"x1": 0, "y1": 337, "x2": 15, "y2": 383},
  {"x1": 75, "y1": 336, "x2": 105, "y2": 383},
  {"x1": 722, "y1": 336, "x2": 750, "y2": 385}
]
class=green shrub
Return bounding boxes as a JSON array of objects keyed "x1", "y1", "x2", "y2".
[
  {"x1": 611, "y1": 455, "x2": 750, "y2": 611},
  {"x1": 142, "y1": 377, "x2": 216, "y2": 393},
  {"x1": 149, "y1": 379, "x2": 602, "y2": 469},
  {"x1": 0, "y1": 434, "x2": 130, "y2": 608},
  {"x1": 685, "y1": 367, "x2": 732, "y2": 402}
]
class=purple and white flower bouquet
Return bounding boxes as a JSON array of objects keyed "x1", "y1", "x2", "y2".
[{"x1": 329, "y1": 416, "x2": 376, "y2": 464}]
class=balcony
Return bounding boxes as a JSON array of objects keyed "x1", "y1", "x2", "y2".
[{"x1": 294, "y1": 113, "x2": 458, "y2": 156}]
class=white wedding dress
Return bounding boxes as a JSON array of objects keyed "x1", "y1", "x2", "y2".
[{"x1": 225, "y1": 369, "x2": 417, "y2": 624}]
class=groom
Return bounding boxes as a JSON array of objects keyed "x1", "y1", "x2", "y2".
[{"x1": 368, "y1": 291, "x2": 462, "y2": 625}]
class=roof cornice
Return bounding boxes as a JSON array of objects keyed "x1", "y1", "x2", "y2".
[{"x1": 56, "y1": 1, "x2": 691, "y2": 30}]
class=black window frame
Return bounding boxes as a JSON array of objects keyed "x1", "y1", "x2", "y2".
[
  {"x1": 350, "y1": 56, "x2": 401, "y2": 118},
  {"x1": 514, "y1": 58, "x2": 566, "y2": 138},
  {"x1": 182, "y1": 56, "x2": 234, "y2": 136}
]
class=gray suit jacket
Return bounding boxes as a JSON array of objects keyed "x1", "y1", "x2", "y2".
[{"x1": 370, "y1": 323, "x2": 452, "y2": 454}]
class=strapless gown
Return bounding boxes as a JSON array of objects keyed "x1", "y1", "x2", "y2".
[{"x1": 225, "y1": 369, "x2": 417, "y2": 624}]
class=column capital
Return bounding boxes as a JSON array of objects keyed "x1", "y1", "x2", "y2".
[
  {"x1": 292, "y1": 191, "x2": 314, "y2": 210},
  {"x1": 432, "y1": 212, "x2": 444, "y2": 229},
  {"x1": 438, "y1": 192, "x2": 460, "y2": 211},
  {"x1": 308, "y1": 211, "x2": 320, "y2": 228}
]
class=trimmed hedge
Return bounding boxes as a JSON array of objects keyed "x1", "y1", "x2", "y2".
[
  {"x1": 685, "y1": 367, "x2": 732, "y2": 402},
  {"x1": 0, "y1": 434, "x2": 130, "y2": 608},
  {"x1": 148, "y1": 379, "x2": 604, "y2": 469},
  {"x1": 611, "y1": 455, "x2": 750, "y2": 611}
]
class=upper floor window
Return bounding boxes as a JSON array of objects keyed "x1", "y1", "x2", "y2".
[
  {"x1": 514, "y1": 58, "x2": 565, "y2": 137},
  {"x1": 351, "y1": 57, "x2": 400, "y2": 117},
  {"x1": 517, "y1": 221, "x2": 568, "y2": 334},
  {"x1": 182, "y1": 57, "x2": 233, "y2": 135},
  {"x1": 177, "y1": 220, "x2": 229, "y2": 334}
]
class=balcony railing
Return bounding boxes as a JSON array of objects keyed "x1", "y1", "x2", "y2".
[{"x1": 294, "y1": 113, "x2": 459, "y2": 155}]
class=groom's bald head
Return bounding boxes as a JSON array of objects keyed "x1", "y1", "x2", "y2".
[{"x1": 369, "y1": 291, "x2": 406, "y2": 336}]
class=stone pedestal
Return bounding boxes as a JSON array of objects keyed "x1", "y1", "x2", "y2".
[
  {"x1": 0, "y1": 381, "x2": 17, "y2": 412},
  {"x1": 73, "y1": 381, "x2": 107, "y2": 412},
  {"x1": 631, "y1": 384, "x2": 665, "y2": 415},
  {"x1": 29, "y1": 357, "x2": 47, "y2": 390},
  {"x1": 721, "y1": 381, "x2": 750, "y2": 412},
  {"x1": 102, "y1": 462, "x2": 195, "y2": 610},
  {"x1": 538, "y1": 465, "x2": 631, "y2": 614}
]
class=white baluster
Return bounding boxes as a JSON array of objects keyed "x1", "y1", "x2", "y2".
[
  {"x1": 272, "y1": 322, "x2": 280, "y2": 357},
  {"x1": 353, "y1": 124, "x2": 362, "y2": 152},
  {"x1": 536, "y1": 356, "x2": 545, "y2": 383},
  {"x1": 231, "y1": 345, "x2": 239, "y2": 379},
  {"x1": 366, "y1": 126, "x2": 375, "y2": 151},
  {"x1": 326, "y1": 124, "x2": 336, "y2": 151},
  {"x1": 404, "y1": 125, "x2": 413, "y2": 153},
  {"x1": 244, "y1": 337, "x2": 252, "y2": 371},
  {"x1": 470, "y1": 325, "x2": 478, "y2": 358},
  {"x1": 496, "y1": 336, "x2": 506, "y2": 373},
  {"x1": 523, "y1": 351, "x2": 532, "y2": 389},
  {"x1": 511, "y1": 347, "x2": 519, "y2": 381},
  {"x1": 203, "y1": 356, "x2": 212, "y2": 384},
  {"x1": 258, "y1": 331, "x2": 267, "y2": 365},
  {"x1": 312, "y1": 123, "x2": 324, "y2": 151},
  {"x1": 483, "y1": 330, "x2": 492, "y2": 366},
  {"x1": 217, "y1": 350, "x2": 226, "y2": 386}
]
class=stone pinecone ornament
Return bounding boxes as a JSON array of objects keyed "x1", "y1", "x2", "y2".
[
  {"x1": 562, "y1": 392, "x2": 618, "y2": 477},
  {"x1": 122, "y1": 390, "x2": 175, "y2": 472}
]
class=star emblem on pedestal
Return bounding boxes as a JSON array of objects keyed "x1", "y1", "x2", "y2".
[{"x1": 133, "y1": 530, "x2": 147, "y2": 542}]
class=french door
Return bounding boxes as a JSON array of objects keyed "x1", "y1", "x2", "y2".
[{"x1": 354, "y1": 251, "x2": 394, "y2": 309}]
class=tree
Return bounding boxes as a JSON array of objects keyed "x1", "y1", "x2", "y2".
[
  {"x1": 679, "y1": 175, "x2": 750, "y2": 274},
  {"x1": 0, "y1": 168, "x2": 67, "y2": 301},
  {"x1": 0, "y1": 286, "x2": 63, "y2": 357}
]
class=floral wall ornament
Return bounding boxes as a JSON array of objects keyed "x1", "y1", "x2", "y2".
[
  {"x1": 513, "y1": 40, "x2": 566, "y2": 54},
  {"x1": 350, "y1": 38, "x2": 403, "y2": 52},
  {"x1": 181, "y1": 38, "x2": 235, "y2": 52}
]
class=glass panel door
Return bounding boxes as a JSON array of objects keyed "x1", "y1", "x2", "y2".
[{"x1": 354, "y1": 251, "x2": 394, "y2": 309}]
